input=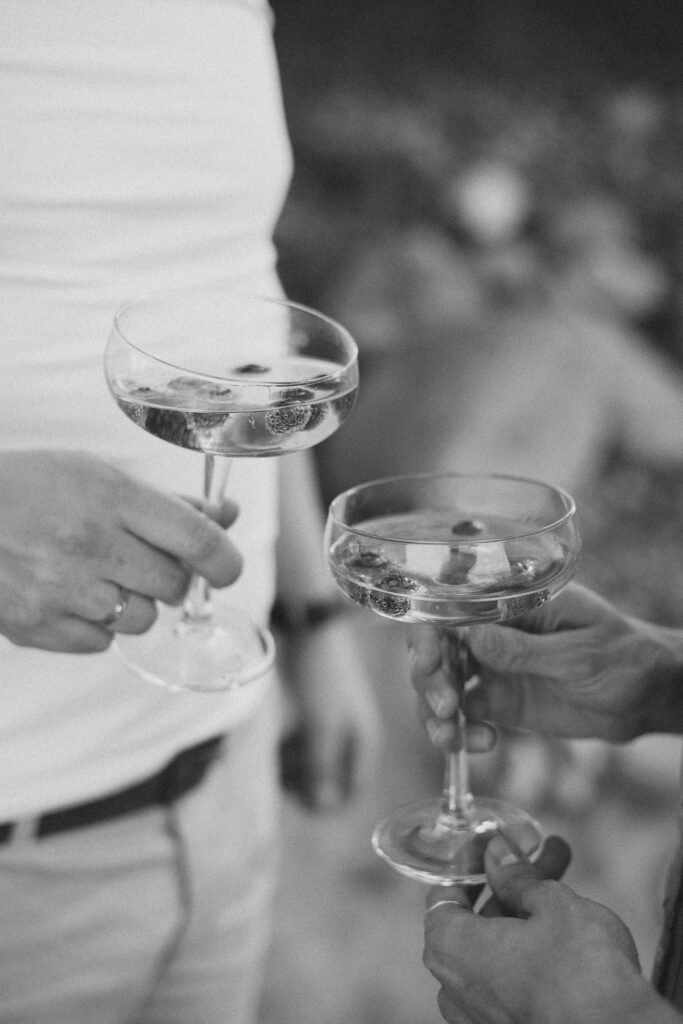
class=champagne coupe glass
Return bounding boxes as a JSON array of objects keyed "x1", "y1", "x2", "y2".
[
  {"x1": 325, "y1": 472, "x2": 579, "y2": 885},
  {"x1": 105, "y1": 289, "x2": 358, "y2": 693}
]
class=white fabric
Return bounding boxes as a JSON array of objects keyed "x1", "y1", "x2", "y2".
[
  {"x1": 0, "y1": 700, "x2": 281, "y2": 1024},
  {"x1": 0, "y1": 0, "x2": 293, "y2": 817}
]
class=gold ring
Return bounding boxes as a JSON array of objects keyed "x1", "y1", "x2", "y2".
[{"x1": 103, "y1": 586, "x2": 131, "y2": 627}]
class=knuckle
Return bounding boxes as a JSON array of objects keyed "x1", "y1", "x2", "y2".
[
  {"x1": 422, "y1": 945, "x2": 434, "y2": 970},
  {"x1": 8, "y1": 595, "x2": 47, "y2": 634},
  {"x1": 532, "y1": 878, "x2": 567, "y2": 910},
  {"x1": 88, "y1": 584, "x2": 117, "y2": 621}
]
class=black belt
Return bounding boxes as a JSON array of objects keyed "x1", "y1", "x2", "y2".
[{"x1": 0, "y1": 734, "x2": 223, "y2": 845}]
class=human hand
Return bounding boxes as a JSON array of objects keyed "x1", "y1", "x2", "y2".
[
  {"x1": 0, "y1": 449, "x2": 242, "y2": 653},
  {"x1": 423, "y1": 833, "x2": 669, "y2": 1024},
  {"x1": 278, "y1": 615, "x2": 382, "y2": 812},
  {"x1": 425, "y1": 832, "x2": 572, "y2": 920},
  {"x1": 407, "y1": 627, "x2": 500, "y2": 754},
  {"x1": 411, "y1": 583, "x2": 683, "y2": 745}
]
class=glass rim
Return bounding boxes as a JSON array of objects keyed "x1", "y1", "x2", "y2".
[
  {"x1": 328, "y1": 471, "x2": 577, "y2": 545},
  {"x1": 110, "y1": 288, "x2": 358, "y2": 387}
]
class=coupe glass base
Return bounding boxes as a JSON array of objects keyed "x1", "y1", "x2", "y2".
[
  {"x1": 372, "y1": 796, "x2": 542, "y2": 886},
  {"x1": 114, "y1": 602, "x2": 276, "y2": 693}
]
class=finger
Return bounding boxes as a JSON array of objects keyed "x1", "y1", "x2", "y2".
[
  {"x1": 424, "y1": 716, "x2": 497, "y2": 754},
  {"x1": 484, "y1": 833, "x2": 567, "y2": 918},
  {"x1": 464, "y1": 671, "x2": 524, "y2": 726},
  {"x1": 480, "y1": 834, "x2": 572, "y2": 917},
  {"x1": 468, "y1": 592, "x2": 594, "y2": 679},
  {"x1": 181, "y1": 496, "x2": 240, "y2": 529},
  {"x1": 425, "y1": 883, "x2": 475, "y2": 915},
  {"x1": 12, "y1": 616, "x2": 115, "y2": 654},
  {"x1": 99, "y1": 533, "x2": 192, "y2": 605},
  {"x1": 465, "y1": 672, "x2": 590, "y2": 737},
  {"x1": 467, "y1": 623, "x2": 556, "y2": 677},
  {"x1": 105, "y1": 593, "x2": 158, "y2": 635},
  {"x1": 121, "y1": 483, "x2": 243, "y2": 586},
  {"x1": 409, "y1": 633, "x2": 456, "y2": 721},
  {"x1": 70, "y1": 580, "x2": 158, "y2": 634},
  {"x1": 407, "y1": 624, "x2": 443, "y2": 676}
]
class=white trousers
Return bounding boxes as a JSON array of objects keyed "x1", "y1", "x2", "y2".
[{"x1": 0, "y1": 701, "x2": 281, "y2": 1024}]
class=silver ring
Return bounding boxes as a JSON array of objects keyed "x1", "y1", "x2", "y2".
[
  {"x1": 103, "y1": 586, "x2": 131, "y2": 627},
  {"x1": 425, "y1": 898, "x2": 471, "y2": 914}
]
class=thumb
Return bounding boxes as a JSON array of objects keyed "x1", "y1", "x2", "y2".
[
  {"x1": 484, "y1": 833, "x2": 562, "y2": 918},
  {"x1": 480, "y1": 834, "x2": 571, "y2": 917}
]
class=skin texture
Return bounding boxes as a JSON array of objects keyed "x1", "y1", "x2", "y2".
[
  {"x1": 0, "y1": 446, "x2": 380, "y2": 814},
  {"x1": 423, "y1": 835, "x2": 681, "y2": 1024},
  {"x1": 0, "y1": 449, "x2": 242, "y2": 652},
  {"x1": 411, "y1": 583, "x2": 683, "y2": 1024},
  {"x1": 409, "y1": 582, "x2": 683, "y2": 745}
]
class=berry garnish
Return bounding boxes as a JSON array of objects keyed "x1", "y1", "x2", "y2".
[
  {"x1": 342, "y1": 546, "x2": 389, "y2": 571},
  {"x1": 265, "y1": 406, "x2": 312, "y2": 436},
  {"x1": 234, "y1": 364, "x2": 271, "y2": 374},
  {"x1": 451, "y1": 519, "x2": 484, "y2": 536}
]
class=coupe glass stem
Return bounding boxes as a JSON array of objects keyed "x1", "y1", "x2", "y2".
[
  {"x1": 439, "y1": 627, "x2": 474, "y2": 828},
  {"x1": 181, "y1": 454, "x2": 232, "y2": 626}
]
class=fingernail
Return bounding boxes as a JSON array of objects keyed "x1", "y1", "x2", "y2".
[
  {"x1": 467, "y1": 722, "x2": 497, "y2": 753},
  {"x1": 487, "y1": 834, "x2": 521, "y2": 867},
  {"x1": 426, "y1": 719, "x2": 455, "y2": 747},
  {"x1": 425, "y1": 686, "x2": 457, "y2": 719}
]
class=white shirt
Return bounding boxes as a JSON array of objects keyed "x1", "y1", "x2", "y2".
[{"x1": 0, "y1": 0, "x2": 293, "y2": 816}]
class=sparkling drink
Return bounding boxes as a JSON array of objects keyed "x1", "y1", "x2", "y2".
[
  {"x1": 325, "y1": 472, "x2": 580, "y2": 885},
  {"x1": 111, "y1": 355, "x2": 357, "y2": 457},
  {"x1": 105, "y1": 291, "x2": 358, "y2": 693},
  {"x1": 329, "y1": 509, "x2": 573, "y2": 624}
]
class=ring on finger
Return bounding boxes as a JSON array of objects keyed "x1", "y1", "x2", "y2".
[
  {"x1": 425, "y1": 898, "x2": 471, "y2": 914},
  {"x1": 102, "y1": 585, "x2": 131, "y2": 628}
]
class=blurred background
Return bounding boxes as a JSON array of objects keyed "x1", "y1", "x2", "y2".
[{"x1": 259, "y1": 2, "x2": 683, "y2": 1021}]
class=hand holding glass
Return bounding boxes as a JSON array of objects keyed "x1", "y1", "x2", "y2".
[
  {"x1": 325, "y1": 472, "x2": 579, "y2": 885},
  {"x1": 105, "y1": 290, "x2": 358, "y2": 692}
]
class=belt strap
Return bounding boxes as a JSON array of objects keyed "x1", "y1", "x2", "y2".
[{"x1": 0, "y1": 735, "x2": 223, "y2": 844}]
